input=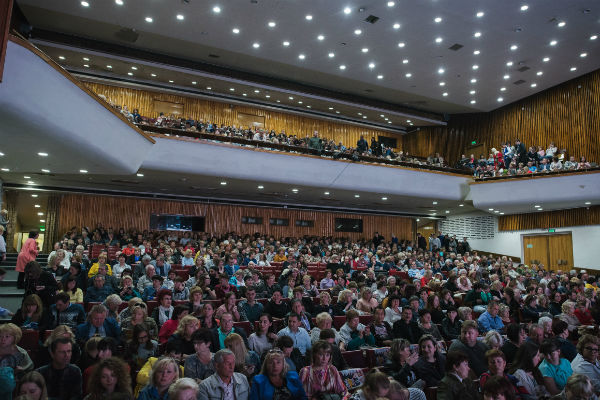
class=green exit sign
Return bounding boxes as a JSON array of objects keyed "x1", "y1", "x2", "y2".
[
  {"x1": 471, "y1": 140, "x2": 477, "y2": 145},
  {"x1": 548, "y1": 228, "x2": 556, "y2": 233}
]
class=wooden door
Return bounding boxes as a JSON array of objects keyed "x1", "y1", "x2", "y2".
[
  {"x1": 523, "y1": 235, "x2": 549, "y2": 267},
  {"x1": 548, "y1": 233, "x2": 574, "y2": 271}
]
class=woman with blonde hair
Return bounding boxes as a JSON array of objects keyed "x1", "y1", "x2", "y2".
[
  {"x1": 224, "y1": 332, "x2": 261, "y2": 380},
  {"x1": 85, "y1": 357, "x2": 132, "y2": 400},
  {"x1": 168, "y1": 315, "x2": 199, "y2": 355},
  {"x1": 118, "y1": 297, "x2": 144, "y2": 321},
  {"x1": 16, "y1": 371, "x2": 48, "y2": 400},
  {"x1": 357, "y1": 287, "x2": 379, "y2": 314},
  {"x1": 137, "y1": 357, "x2": 181, "y2": 400},
  {"x1": 0, "y1": 323, "x2": 33, "y2": 377},
  {"x1": 559, "y1": 301, "x2": 580, "y2": 334},
  {"x1": 168, "y1": 377, "x2": 199, "y2": 400},
  {"x1": 181, "y1": 249, "x2": 195, "y2": 267},
  {"x1": 121, "y1": 303, "x2": 159, "y2": 341},
  {"x1": 310, "y1": 312, "x2": 342, "y2": 345},
  {"x1": 11, "y1": 294, "x2": 47, "y2": 330},
  {"x1": 249, "y1": 348, "x2": 306, "y2": 400},
  {"x1": 333, "y1": 289, "x2": 356, "y2": 316}
]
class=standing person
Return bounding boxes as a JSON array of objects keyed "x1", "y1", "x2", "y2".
[
  {"x1": 23, "y1": 261, "x2": 58, "y2": 305},
  {"x1": 36, "y1": 337, "x2": 82, "y2": 400},
  {"x1": 17, "y1": 232, "x2": 39, "y2": 288},
  {"x1": 137, "y1": 357, "x2": 181, "y2": 400},
  {"x1": 0, "y1": 226, "x2": 6, "y2": 264},
  {"x1": 250, "y1": 348, "x2": 307, "y2": 400},
  {"x1": 197, "y1": 349, "x2": 250, "y2": 400}
]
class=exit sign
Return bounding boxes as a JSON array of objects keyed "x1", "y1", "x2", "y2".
[
  {"x1": 471, "y1": 140, "x2": 477, "y2": 145},
  {"x1": 548, "y1": 228, "x2": 556, "y2": 233}
]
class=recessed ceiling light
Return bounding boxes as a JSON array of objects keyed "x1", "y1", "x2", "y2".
[
  {"x1": 145, "y1": 17, "x2": 153, "y2": 23},
  {"x1": 398, "y1": 42, "x2": 405, "y2": 48},
  {"x1": 289, "y1": 96, "x2": 294, "y2": 100},
  {"x1": 488, "y1": 208, "x2": 494, "y2": 211},
  {"x1": 258, "y1": 185, "x2": 264, "y2": 189},
  {"x1": 405, "y1": 73, "x2": 412, "y2": 78},
  {"x1": 354, "y1": 194, "x2": 360, "y2": 198},
  {"x1": 137, "y1": 173, "x2": 144, "y2": 177},
  {"x1": 58, "y1": 56, "x2": 65, "y2": 60},
  {"x1": 500, "y1": 212, "x2": 505, "y2": 215},
  {"x1": 330, "y1": 107, "x2": 335, "y2": 110},
  {"x1": 402, "y1": 59, "x2": 409, "y2": 64},
  {"x1": 476, "y1": 11, "x2": 484, "y2": 17},
  {"x1": 37, "y1": 212, "x2": 43, "y2": 216},
  {"x1": 317, "y1": 35, "x2": 325, "y2": 41},
  {"x1": 81, "y1": 1, "x2": 89, "y2": 6},
  {"x1": 79, "y1": 169, "x2": 88, "y2": 173},
  {"x1": 83, "y1": 64, "x2": 89, "y2": 68},
  {"x1": 268, "y1": 21, "x2": 276, "y2": 27},
  {"x1": 557, "y1": 21, "x2": 566, "y2": 27},
  {"x1": 538, "y1": 208, "x2": 543, "y2": 211},
  {"x1": 503, "y1": 74, "x2": 510, "y2": 80},
  {"x1": 343, "y1": 7, "x2": 352, "y2": 14},
  {"x1": 39, "y1": 219, "x2": 46, "y2": 223},
  {"x1": 534, "y1": 205, "x2": 540, "y2": 208},
  {"x1": 176, "y1": 14, "x2": 184, "y2": 20},
  {"x1": 439, "y1": 82, "x2": 445, "y2": 86},
  {"x1": 336, "y1": 111, "x2": 340, "y2": 114},
  {"x1": 536, "y1": 71, "x2": 543, "y2": 76},
  {"x1": 387, "y1": 1, "x2": 395, "y2": 6},
  {"x1": 362, "y1": 115, "x2": 367, "y2": 119},
  {"x1": 471, "y1": 78, "x2": 477, "y2": 83},
  {"x1": 434, "y1": 17, "x2": 442, "y2": 23},
  {"x1": 361, "y1": 48, "x2": 369, "y2": 53},
  {"x1": 494, "y1": 210, "x2": 500, "y2": 213},
  {"x1": 254, "y1": 89, "x2": 260, "y2": 93},
  {"x1": 324, "y1": 191, "x2": 330, "y2": 195},
  {"x1": 472, "y1": 64, "x2": 479, "y2": 70},
  {"x1": 41, "y1": 169, "x2": 50, "y2": 173},
  {"x1": 243, "y1": 93, "x2": 247, "y2": 96},
  {"x1": 220, "y1": 181, "x2": 227, "y2": 185},
  {"x1": 328, "y1": 52, "x2": 335, "y2": 58},
  {"x1": 298, "y1": 101, "x2": 303, "y2": 104},
  {"x1": 543, "y1": 57, "x2": 550, "y2": 62},
  {"x1": 265, "y1": 95, "x2": 270, "y2": 98},
  {"x1": 232, "y1": 28, "x2": 240, "y2": 34},
  {"x1": 470, "y1": 90, "x2": 476, "y2": 94},
  {"x1": 305, "y1": 14, "x2": 313, "y2": 20},
  {"x1": 354, "y1": 29, "x2": 362, "y2": 35},
  {"x1": 510, "y1": 45, "x2": 518, "y2": 50},
  {"x1": 292, "y1": 188, "x2": 299, "y2": 192},
  {"x1": 0, "y1": 168, "x2": 8, "y2": 172},
  {"x1": 24, "y1": 176, "x2": 30, "y2": 179},
  {"x1": 432, "y1": 201, "x2": 438, "y2": 205},
  {"x1": 169, "y1": 80, "x2": 174, "y2": 83},
  {"x1": 282, "y1": 41, "x2": 290, "y2": 46},
  {"x1": 570, "y1": 66, "x2": 577, "y2": 71},
  {"x1": 206, "y1": 86, "x2": 212, "y2": 90},
  {"x1": 470, "y1": 100, "x2": 476, "y2": 104},
  {"x1": 0, "y1": 152, "x2": 3, "y2": 156},
  {"x1": 520, "y1": 4, "x2": 529, "y2": 11},
  {"x1": 38, "y1": 152, "x2": 48, "y2": 156},
  {"x1": 106, "y1": 65, "x2": 112, "y2": 69},
  {"x1": 34, "y1": 204, "x2": 41, "y2": 208},
  {"x1": 580, "y1": 52, "x2": 587, "y2": 58},
  {"x1": 28, "y1": 181, "x2": 35, "y2": 185},
  {"x1": 500, "y1": 87, "x2": 506, "y2": 91},
  {"x1": 83, "y1": 57, "x2": 90, "y2": 61},
  {"x1": 445, "y1": 210, "x2": 450, "y2": 214},
  {"x1": 252, "y1": 42, "x2": 260, "y2": 48},
  {"x1": 115, "y1": 0, "x2": 123, "y2": 4},
  {"x1": 127, "y1": 72, "x2": 133, "y2": 76},
  {"x1": 474, "y1": 31, "x2": 482, "y2": 37},
  {"x1": 530, "y1": 83, "x2": 537, "y2": 87},
  {"x1": 497, "y1": 97, "x2": 504, "y2": 102},
  {"x1": 151, "y1": 73, "x2": 157, "y2": 77},
  {"x1": 213, "y1": 6, "x2": 221, "y2": 13},
  {"x1": 358, "y1": 112, "x2": 362, "y2": 115},
  {"x1": 549, "y1": 40, "x2": 557, "y2": 46},
  {"x1": 368, "y1": 62, "x2": 375, "y2": 68},
  {"x1": 506, "y1": 61, "x2": 513, "y2": 66},
  {"x1": 339, "y1": 65, "x2": 346, "y2": 70},
  {"x1": 435, "y1": 37, "x2": 443, "y2": 43},
  {"x1": 393, "y1": 23, "x2": 400, "y2": 29},
  {"x1": 191, "y1": 81, "x2": 197, "y2": 85},
  {"x1": 298, "y1": 54, "x2": 305, "y2": 60},
  {"x1": 459, "y1": 204, "x2": 464, "y2": 207},
  {"x1": 473, "y1": 50, "x2": 480, "y2": 55},
  {"x1": 381, "y1": 197, "x2": 388, "y2": 201},
  {"x1": 377, "y1": 74, "x2": 383, "y2": 79},
  {"x1": 229, "y1": 88, "x2": 235, "y2": 91},
  {"x1": 406, "y1": 120, "x2": 411, "y2": 123},
  {"x1": 442, "y1": 92, "x2": 448, "y2": 96},
  {"x1": 438, "y1": 68, "x2": 445, "y2": 74},
  {"x1": 585, "y1": 201, "x2": 591, "y2": 205},
  {"x1": 590, "y1": 35, "x2": 598, "y2": 40}
]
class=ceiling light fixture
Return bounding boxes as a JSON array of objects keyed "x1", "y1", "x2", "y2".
[
  {"x1": 339, "y1": 65, "x2": 346, "y2": 70},
  {"x1": 40, "y1": 219, "x2": 45, "y2": 223},
  {"x1": 145, "y1": 17, "x2": 153, "y2": 22},
  {"x1": 473, "y1": 50, "x2": 480, "y2": 55},
  {"x1": 557, "y1": 21, "x2": 566, "y2": 27},
  {"x1": 176, "y1": 14, "x2": 184, "y2": 20},
  {"x1": 0, "y1": 168, "x2": 8, "y2": 172},
  {"x1": 503, "y1": 74, "x2": 510, "y2": 79},
  {"x1": 115, "y1": 0, "x2": 123, "y2": 4},
  {"x1": 268, "y1": 21, "x2": 276, "y2": 27},
  {"x1": 324, "y1": 191, "x2": 330, "y2": 195},
  {"x1": 220, "y1": 181, "x2": 227, "y2": 185},
  {"x1": 81, "y1": 1, "x2": 89, "y2": 6},
  {"x1": 590, "y1": 35, "x2": 597, "y2": 40},
  {"x1": 438, "y1": 68, "x2": 445, "y2": 74},
  {"x1": 549, "y1": 40, "x2": 557, "y2": 46},
  {"x1": 37, "y1": 212, "x2": 43, "y2": 216},
  {"x1": 305, "y1": 14, "x2": 313, "y2": 20},
  {"x1": 31, "y1": 194, "x2": 38, "y2": 198},
  {"x1": 252, "y1": 42, "x2": 260, "y2": 48},
  {"x1": 506, "y1": 61, "x2": 513, "y2": 66},
  {"x1": 471, "y1": 78, "x2": 477, "y2": 83},
  {"x1": 292, "y1": 188, "x2": 299, "y2": 192},
  {"x1": 536, "y1": 71, "x2": 543, "y2": 76},
  {"x1": 474, "y1": 31, "x2": 482, "y2": 37},
  {"x1": 328, "y1": 52, "x2": 335, "y2": 58},
  {"x1": 354, "y1": 29, "x2": 362, "y2": 35},
  {"x1": 520, "y1": 4, "x2": 529, "y2": 11},
  {"x1": 476, "y1": 11, "x2": 484, "y2": 17},
  {"x1": 405, "y1": 72, "x2": 412, "y2": 78},
  {"x1": 500, "y1": 87, "x2": 506, "y2": 91},
  {"x1": 106, "y1": 65, "x2": 112, "y2": 69},
  {"x1": 580, "y1": 52, "x2": 587, "y2": 58},
  {"x1": 398, "y1": 42, "x2": 405, "y2": 47},
  {"x1": 510, "y1": 44, "x2": 518, "y2": 50},
  {"x1": 254, "y1": 89, "x2": 260, "y2": 93},
  {"x1": 83, "y1": 64, "x2": 89, "y2": 68},
  {"x1": 377, "y1": 74, "x2": 383, "y2": 79},
  {"x1": 317, "y1": 34, "x2": 325, "y2": 41},
  {"x1": 432, "y1": 201, "x2": 438, "y2": 205},
  {"x1": 543, "y1": 57, "x2": 550, "y2": 62},
  {"x1": 79, "y1": 169, "x2": 88, "y2": 173},
  {"x1": 206, "y1": 86, "x2": 212, "y2": 90},
  {"x1": 289, "y1": 96, "x2": 294, "y2": 100},
  {"x1": 83, "y1": 57, "x2": 89, "y2": 61},
  {"x1": 361, "y1": 48, "x2": 369, "y2": 53},
  {"x1": 402, "y1": 59, "x2": 408, "y2": 63},
  {"x1": 258, "y1": 185, "x2": 264, "y2": 189},
  {"x1": 435, "y1": 37, "x2": 443, "y2": 43},
  {"x1": 38, "y1": 152, "x2": 48, "y2": 157},
  {"x1": 368, "y1": 62, "x2": 375, "y2": 68},
  {"x1": 298, "y1": 54, "x2": 305, "y2": 60},
  {"x1": 534, "y1": 205, "x2": 540, "y2": 208},
  {"x1": 213, "y1": 6, "x2": 221, "y2": 13},
  {"x1": 137, "y1": 173, "x2": 144, "y2": 177},
  {"x1": 530, "y1": 83, "x2": 537, "y2": 87},
  {"x1": 34, "y1": 204, "x2": 40, "y2": 208},
  {"x1": 343, "y1": 7, "x2": 352, "y2": 14},
  {"x1": 570, "y1": 66, "x2": 577, "y2": 71},
  {"x1": 354, "y1": 194, "x2": 360, "y2": 198},
  {"x1": 381, "y1": 197, "x2": 388, "y2": 200},
  {"x1": 127, "y1": 72, "x2": 133, "y2": 76},
  {"x1": 151, "y1": 73, "x2": 157, "y2": 77},
  {"x1": 393, "y1": 23, "x2": 400, "y2": 29},
  {"x1": 282, "y1": 41, "x2": 290, "y2": 46},
  {"x1": 434, "y1": 17, "x2": 442, "y2": 23},
  {"x1": 497, "y1": 97, "x2": 504, "y2": 102},
  {"x1": 471, "y1": 100, "x2": 476, "y2": 104},
  {"x1": 41, "y1": 169, "x2": 50, "y2": 173},
  {"x1": 192, "y1": 81, "x2": 197, "y2": 84},
  {"x1": 472, "y1": 64, "x2": 479, "y2": 70},
  {"x1": 58, "y1": 56, "x2": 65, "y2": 60},
  {"x1": 169, "y1": 80, "x2": 174, "y2": 83},
  {"x1": 232, "y1": 28, "x2": 240, "y2": 34},
  {"x1": 442, "y1": 92, "x2": 448, "y2": 96},
  {"x1": 387, "y1": 1, "x2": 395, "y2": 6},
  {"x1": 470, "y1": 90, "x2": 476, "y2": 94},
  {"x1": 439, "y1": 82, "x2": 445, "y2": 86}
]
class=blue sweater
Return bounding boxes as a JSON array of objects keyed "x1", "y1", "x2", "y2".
[{"x1": 250, "y1": 371, "x2": 307, "y2": 400}]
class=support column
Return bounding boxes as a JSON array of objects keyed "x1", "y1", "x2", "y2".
[{"x1": 43, "y1": 194, "x2": 62, "y2": 253}]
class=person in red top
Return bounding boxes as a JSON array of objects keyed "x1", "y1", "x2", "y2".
[
  {"x1": 122, "y1": 240, "x2": 136, "y2": 257},
  {"x1": 574, "y1": 300, "x2": 595, "y2": 325},
  {"x1": 214, "y1": 273, "x2": 238, "y2": 299},
  {"x1": 17, "y1": 231, "x2": 39, "y2": 288}
]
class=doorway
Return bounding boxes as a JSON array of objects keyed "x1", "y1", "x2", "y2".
[{"x1": 522, "y1": 233, "x2": 573, "y2": 270}]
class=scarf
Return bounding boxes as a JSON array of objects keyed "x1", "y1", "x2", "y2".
[{"x1": 158, "y1": 305, "x2": 173, "y2": 326}]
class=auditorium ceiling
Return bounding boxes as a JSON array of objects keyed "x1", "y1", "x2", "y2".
[{"x1": 17, "y1": 0, "x2": 600, "y2": 124}]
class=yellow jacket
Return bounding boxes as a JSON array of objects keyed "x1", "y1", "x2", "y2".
[
  {"x1": 87, "y1": 263, "x2": 113, "y2": 278},
  {"x1": 134, "y1": 357, "x2": 184, "y2": 397}
]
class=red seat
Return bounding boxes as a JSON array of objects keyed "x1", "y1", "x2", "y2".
[
  {"x1": 85, "y1": 302, "x2": 101, "y2": 313},
  {"x1": 43, "y1": 330, "x2": 53, "y2": 341},
  {"x1": 171, "y1": 264, "x2": 182, "y2": 270},
  {"x1": 358, "y1": 315, "x2": 373, "y2": 326},
  {"x1": 333, "y1": 315, "x2": 346, "y2": 330},
  {"x1": 146, "y1": 300, "x2": 159, "y2": 315},
  {"x1": 118, "y1": 302, "x2": 129, "y2": 312},
  {"x1": 203, "y1": 299, "x2": 223, "y2": 309},
  {"x1": 18, "y1": 329, "x2": 39, "y2": 352},
  {"x1": 174, "y1": 300, "x2": 188, "y2": 307},
  {"x1": 233, "y1": 321, "x2": 252, "y2": 334},
  {"x1": 257, "y1": 298, "x2": 269, "y2": 306},
  {"x1": 341, "y1": 350, "x2": 367, "y2": 368},
  {"x1": 174, "y1": 269, "x2": 189, "y2": 280}
]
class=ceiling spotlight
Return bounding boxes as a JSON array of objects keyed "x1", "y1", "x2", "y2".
[
  {"x1": 488, "y1": 208, "x2": 494, "y2": 211},
  {"x1": 381, "y1": 197, "x2": 388, "y2": 201},
  {"x1": 585, "y1": 201, "x2": 591, "y2": 205},
  {"x1": 58, "y1": 56, "x2": 65, "y2": 60},
  {"x1": 398, "y1": 42, "x2": 405, "y2": 48},
  {"x1": 83, "y1": 64, "x2": 90, "y2": 68},
  {"x1": 387, "y1": 1, "x2": 395, "y2": 6},
  {"x1": 37, "y1": 152, "x2": 48, "y2": 156},
  {"x1": 298, "y1": 54, "x2": 305, "y2": 60},
  {"x1": 292, "y1": 188, "x2": 299, "y2": 192},
  {"x1": 206, "y1": 86, "x2": 212, "y2": 90},
  {"x1": 328, "y1": 52, "x2": 335, "y2": 58},
  {"x1": 252, "y1": 42, "x2": 260, "y2": 48},
  {"x1": 368, "y1": 62, "x2": 375, "y2": 68},
  {"x1": 31, "y1": 194, "x2": 38, "y2": 198},
  {"x1": 212, "y1": 6, "x2": 221, "y2": 13},
  {"x1": 24, "y1": 176, "x2": 30, "y2": 179},
  {"x1": 289, "y1": 96, "x2": 294, "y2": 100},
  {"x1": 268, "y1": 21, "x2": 276, "y2": 27},
  {"x1": 229, "y1": 88, "x2": 235, "y2": 91},
  {"x1": 317, "y1": 34, "x2": 325, "y2": 41},
  {"x1": 81, "y1": 1, "x2": 89, "y2": 6},
  {"x1": 220, "y1": 181, "x2": 227, "y2": 185},
  {"x1": 360, "y1": 48, "x2": 369, "y2": 54},
  {"x1": 570, "y1": 66, "x2": 577, "y2": 71},
  {"x1": 305, "y1": 14, "x2": 313, "y2": 20},
  {"x1": 34, "y1": 204, "x2": 41, "y2": 208},
  {"x1": 298, "y1": 101, "x2": 303, "y2": 104},
  {"x1": 459, "y1": 204, "x2": 464, "y2": 207},
  {"x1": 534, "y1": 205, "x2": 540, "y2": 208},
  {"x1": 549, "y1": 40, "x2": 557, "y2": 46},
  {"x1": 500, "y1": 87, "x2": 506, "y2": 91},
  {"x1": 543, "y1": 57, "x2": 550, "y2": 62},
  {"x1": 471, "y1": 78, "x2": 477, "y2": 83},
  {"x1": 530, "y1": 83, "x2": 537, "y2": 87},
  {"x1": 435, "y1": 37, "x2": 443, "y2": 43},
  {"x1": 510, "y1": 44, "x2": 518, "y2": 50},
  {"x1": 79, "y1": 169, "x2": 88, "y2": 173},
  {"x1": 438, "y1": 68, "x2": 445, "y2": 74},
  {"x1": 377, "y1": 74, "x2": 383, "y2": 79},
  {"x1": 503, "y1": 74, "x2": 510, "y2": 79},
  {"x1": 151, "y1": 73, "x2": 157, "y2": 77},
  {"x1": 127, "y1": 72, "x2": 133, "y2": 76},
  {"x1": 445, "y1": 210, "x2": 450, "y2": 214},
  {"x1": 432, "y1": 201, "x2": 438, "y2": 205},
  {"x1": 470, "y1": 100, "x2": 476, "y2": 104},
  {"x1": 590, "y1": 35, "x2": 598, "y2": 40},
  {"x1": 136, "y1": 173, "x2": 144, "y2": 177},
  {"x1": 168, "y1": 80, "x2": 174, "y2": 83},
  {"x1": 434, "y1": 17, "x2": 442, "y2": 23},
  {"x1": 37, "y1": 212, "x2": 43, "y2": 216},
  {"x1": 402, "y1": 59, "x2": 409, "y2": 64},
  {"x1": 176, "y1": 14, "x2": 184, "y2": 20},
  {"x1": 354, "y1": 29, "x2": 362, "y2": 35},
  {"x1": 106, "y1": 65, "x2": 112, "y2": 69},
  {"x1": 343, "y1": 7, "x2": 352, "y2": 14},
  {"x1": 497, "y1": 97, "x2": 504, "y2": 102},
  {"x1": 243, "y1": 93, "x2": 247, "y2": 96},
  {"x1": 473, "y1": 50, "x2": 480, "y2": 55},
  {"x1": 442, "y1": 92, "x2": 448, "y2": 96},
  {"x1": 474, "y1": 31, "x2": 481, "y2": 37},
  {"x1": 506, "y1": 61, "x2": 513, "y2": 66},
  {"x1": 520, "y1": 4, "x2": 529, "y2": 11},
  {"x1": 470, "y1": 90, "x2": 476, "y2": 94},
  {"x1": 339, "y1": 65, "x2": 346, "y2": 70},
  {"x1": 405, "y1": 73, "x2": 412, "y2": 78},
  {"x1": 354, "y1": 194, "x2": 360, "y2": 198},
  {"x1": 257, "y1": 185, "x2": 264, "y2": 189},
  {"x1": 232, "y1": 28, "x2": 240, "y2": 34},
  {"x1": 282, "y1": 41, "x2": 290, "y2": 46},
  {"x1": 557, "y1": 21, "x2": 566, "y2": 27},
  {"x1": 265, "y1": 95, "x2": 270, "y2": 98},
  {"x1": 439, "y1": 82, "x2": 445, "y2": 86},
  {"x1": 580, "y1": 52, "x2": 587, "y2": 58},
  {"x1": 537, "y1": 71, "x2": 543, "y2": 76},
  {"x1": 115, "y1": 0, "x2": 123, "y2": 4},
  {"x1": 145, "y1": 16, "x2": 153, "y2": 22},
  {"x1": 41, "y1": 169, "x2": 50, "y2": 173},
  {"x1": 538, "y1": 208, "x2": 543, "y2": 211},
  {"x1": 472, "y1": 64, "x2": 479, "y2": 70},
  {"x1": 254, "y1": 89, "x2": 260, "y2": 93},
  {"x1": 0, "y1": 168, "x2": 8, "y2": 172},
  {"x1": 83, "y1": 57, "x2": 90, "y2": 61},
  {"x1": 476, "y1": 11, "x2": 484, "y2": 17},
  {"x1": 393, "y1": 23, "x2": 400, "y2": 29}
]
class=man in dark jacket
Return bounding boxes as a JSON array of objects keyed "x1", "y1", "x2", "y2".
[
  {"x1": 356, "y1": 136, "x2": 368, "y2": 154},
  {"x1": 392, "y1": 308, "x2": 420, "y2": 344},
  {"x1": 36, "y1": 337, "x2": 83, "y2": 400},
  {"x1": 448, "y1": 320, "x2": 489, "y2": 377}
]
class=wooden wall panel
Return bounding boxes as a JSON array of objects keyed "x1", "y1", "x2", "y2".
[
  {"x1": 58, "y1": 194, "x2": 414, "y2": 241},
  {"x1": 498, "y1": 206, "x2": 600, "y2": 231},
  {"x1": 85, "y1": 82, "x2": 403, "y2": 149},
  {"x1": 403, "y1": 69, "x2": 600, "y2": 164}
]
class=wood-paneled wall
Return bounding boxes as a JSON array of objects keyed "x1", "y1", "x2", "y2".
[
  {"x1": 85, "y1": 82, "x2": 402, "y2": 149},
  {"x1": 58, "y1": 194, "x2": 414, "y2": 241},
  {"x1": 403, "y1": 69, "x2": 600, "y2": 163},
  {"x1": 498, "y1": 206, "x2": 600, "y2": 231}
]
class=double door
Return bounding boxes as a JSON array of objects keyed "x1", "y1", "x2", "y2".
[{"x1": 522, "y1": 233, "x2": 573, "y2": 270}]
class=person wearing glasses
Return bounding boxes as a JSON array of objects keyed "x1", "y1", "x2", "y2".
[
  {"x1": 249, "y1": 348, "x2": 307, "y2": 400},
  {"x1": 570, "y1": 335, "x2": 600, "y2": 394},
  {"x1": 538, "y1": 338, "x2": 574, "y2": 396}
]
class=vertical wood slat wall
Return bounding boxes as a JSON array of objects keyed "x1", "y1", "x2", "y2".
[
  {"x1": 402, "y1": 69, "x2": 600, "y2": 164},
  {"x1": 58, "y1": 194, "x2": 414, "y2": 241},
  {"x1": 84, "y1": 82, "x2": 403, "y2": 149},
  {"x1": 498, "y1": 206, "x2": 600, "y2": 231}
]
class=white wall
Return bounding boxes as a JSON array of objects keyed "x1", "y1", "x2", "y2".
[{"x1": 446, "y1": 213, "x2": 600, "y2": 270}]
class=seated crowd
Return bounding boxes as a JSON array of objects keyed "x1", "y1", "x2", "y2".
[
  {"x1": 3, "y1": 227, "x2": 600, "y2": 400},
  {"x1": 457, "y1": 139, "x2": 596, "y2": 178}
]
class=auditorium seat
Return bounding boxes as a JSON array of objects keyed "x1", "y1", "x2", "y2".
[
  {"x1": 425, "y1": 386, "x2": 437, "y2": 400},
  {"x1": 174, "y1": 269, "x2": 189, "y2": 280},
  {"x1": 365, "y1": 347, "x2": 390, "y2": 367},
  {"x1": 341, "y1": 350, "x2": 368, "y2": 368},
  {"x1": 203, "y1": 299, "x2": 223, "y2": 309},
  {"x1": 18, "y1": 329, "x2": 39, "y2": 353},
  {"x1": 358, "y1": 314, "x2": 373, "y2": 326},
  {"x1": 85, "y1": 302, "x2": 101, "y2": 313},
  {"x1": 118, "y1": 302, "x2": 129, "y2": 312},
  {"x1": 333, "y1": 315, "x2": 346, "y2": 330},
  {"x1": 233, "y1": 321, "x2": 252, "y2": 334},
  {"x1": 146, "y1": 300, "x2": 159, "y2": 315}
]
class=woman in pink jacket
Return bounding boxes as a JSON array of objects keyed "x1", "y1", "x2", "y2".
[{"x1": 17, "y1": 231, "x2": 39, "y2": 288}]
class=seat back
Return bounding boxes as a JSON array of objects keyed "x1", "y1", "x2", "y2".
[{"x1": 341, "y1": 349, "x2": 367, "y2": 368}]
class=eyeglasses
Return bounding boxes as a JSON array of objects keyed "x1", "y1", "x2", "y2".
[
  {"x1": 584, "y1": 347, "x2": 599, "y2": 353},
  {"x1": 138, "y1": 335, "x2": 149, "y2": 340},
  {"x1": 268, "y1": 348, "x2": 283, "y2": 354}
]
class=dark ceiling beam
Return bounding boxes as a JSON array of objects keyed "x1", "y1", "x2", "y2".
[{"x1": 31, "y1": 28, "x2": 445, "y2": 123}]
